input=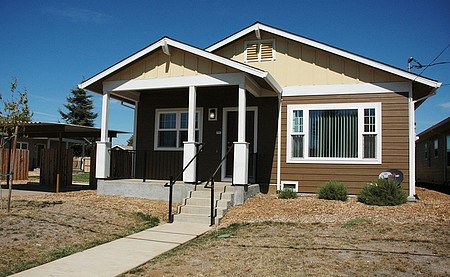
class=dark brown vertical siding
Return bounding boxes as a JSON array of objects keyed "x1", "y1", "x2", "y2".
[
  {"x1": 270, "y1": 92, "x2": 410, "y2": 194},
  {"x1": 136, "y1": 86, "x2": 278, "y2": 183}
]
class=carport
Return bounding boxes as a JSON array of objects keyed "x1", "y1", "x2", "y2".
[{"x1": 19, "y1": 122, "x2": 123, "y2": 192}]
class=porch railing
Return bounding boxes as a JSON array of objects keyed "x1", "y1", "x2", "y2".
[
  {"x1": 164, "y1": 142, "x2": 206, "y2": 223},
  {"x1": 109, "y1": 149, "x2": 183, "y2": 182}
]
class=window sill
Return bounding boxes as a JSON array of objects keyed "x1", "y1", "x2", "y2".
[{"x1": 286, "y1": 158, "x2": 382, "y2": 165}]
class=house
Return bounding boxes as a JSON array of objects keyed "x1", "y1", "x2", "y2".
[
  {"x1": 79, "y1": 22, "x2": 441, "y2": 202},
  {"x1": 416, "y1": 117, "x2": 450, "y2": 185}
]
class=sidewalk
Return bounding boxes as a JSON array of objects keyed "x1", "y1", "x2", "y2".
[{"x1": 11, "y1": 222, "x2": 211, "y2": 277}]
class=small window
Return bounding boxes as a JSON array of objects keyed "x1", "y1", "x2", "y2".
[
  {"x1": 16, "y1": 142, "x2": 28, "y2": 150},
  {"x1": 424, "y1": 142, "x2": 428, "y2": 159},
  {"x1": 446, "y1": 135, "x2": 450, "y2": 167},
  {"x1": 281, "y1": 181, "x2": 298, "y2": 192},
  {"x1": 155, "y1": 109, "x2": 202, "y2": 150},
  {"x1": 434, "y1": 138, "x2": 439, "y2": 158},
  {"x1": 244, "y1": 40, "x2": 275, "y2": 62}
]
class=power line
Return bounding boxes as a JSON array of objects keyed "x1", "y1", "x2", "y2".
[{"x1": 414, "y1": 42, "x2": 450, "y2": 81}]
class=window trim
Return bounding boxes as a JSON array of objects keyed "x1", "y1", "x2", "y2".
[
  {"x1": 244, "y1": 39, "x2": 276, "y2": 62},
  {"x1": 154, "y1": 108, "x2": 203, "y2": 151},
  {"x1": 281, "y1": 180, "x2": 299, "y2": 192},
  {"x1": 286, "y1": 103, "x2": 382, "y2": 164},
  {"x1": 434, "y1": 138, "x2": 439, "y2": 158}
]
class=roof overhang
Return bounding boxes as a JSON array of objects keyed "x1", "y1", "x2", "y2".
[
  {"x1": 79, "y1": 37, "x2": 282, "y2": 99},
  {"x1": 206, "y1": 22, "x2": 441, "y2": 97},
  {"x1": 15, "y1": 122, "x2": 125, "y2": 138}
]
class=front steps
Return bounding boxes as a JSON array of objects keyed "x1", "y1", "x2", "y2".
[{"x1": 174, "y1": 183, "x2": 235, "y2": 225}]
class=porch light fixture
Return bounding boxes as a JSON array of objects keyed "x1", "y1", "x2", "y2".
[{"x1": 208, "y1": 108, "x2": 217, "y2": 121}]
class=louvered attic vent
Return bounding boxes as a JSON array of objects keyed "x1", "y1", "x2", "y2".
[{"x1": 244, "y1": 39, "x2": 275, "y2": 62}]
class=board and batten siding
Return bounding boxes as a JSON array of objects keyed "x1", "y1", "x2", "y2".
[
  {"x1": 212, "y1": 32, "x2": 404, "y2": 88},
  {"x1": 269, "y1": 92, "x2": 410, "y2": 194},
  {"x1": 104, "y1": 48, "x2": 238, "y2": 82}
]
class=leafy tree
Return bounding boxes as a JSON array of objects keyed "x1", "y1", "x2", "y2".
[
  {"x1": 0, "y1": 78, "x2": 33, "y2": 212},
  {"x1": 59, "y1": 88, "x2": 97, "y2": 127},
  {"x1": 0, "y1": 78, "x2": 33, "y2": 139}
]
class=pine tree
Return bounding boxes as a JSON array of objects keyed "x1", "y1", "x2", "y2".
[{"x1": 59, "y1": 88, "x2": 97, "y2": 127}]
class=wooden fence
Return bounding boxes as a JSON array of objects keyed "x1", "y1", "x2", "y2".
[
  {"x1": 40, "y1": 149, "x2": 73, "y2": 188},
  {"x1": 0, "y1": 148, "x2": 29, "y2": 181}
]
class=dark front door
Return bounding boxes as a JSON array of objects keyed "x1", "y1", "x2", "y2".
[{"x1": 225, "y1": 110, "x2": 256, "y2": 181}]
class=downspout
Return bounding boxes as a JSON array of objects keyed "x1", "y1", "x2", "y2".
[
  {"x1": 408, "y1": 84, "x2": 440, "y2": 201},
  {"x1": 407, "y1": 86, "x2": 416, "y2": 201}
]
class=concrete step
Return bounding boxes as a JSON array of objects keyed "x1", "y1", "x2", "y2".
[
  {"x1": 194, "y1": 184, "x2": 235, "y2": 193},
  {"x1": 179, "y1": 205, "x2": 227, "y2": 217},
  {"x1": 173, "y1": 214, "x2": 218, "y2": 225},
  {"x1": 189, "y1": 190, "x2": 233, "y2": 200},
  {"x1": 185, "y1": 198, "x2": 230, "y2": 208}
]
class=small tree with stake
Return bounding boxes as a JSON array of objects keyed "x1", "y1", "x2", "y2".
[{"x1": 0, "y1": 78, "x2": 33, "y2": 211}]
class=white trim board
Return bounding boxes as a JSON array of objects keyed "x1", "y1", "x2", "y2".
[
  {"x1": 80, "y1": 37, "x2": 282, "y2": 94},
  {"x1": 206, "y1": 22, "x2": 441, "y2": 89},
  {"x1": 282, "y1": 82, "x2": 411, "y2": 97}
]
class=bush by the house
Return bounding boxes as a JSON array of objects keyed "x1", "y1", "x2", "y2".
[
  {"x1": 278, "y1": 188, "x2": 298, "y2": 199},
  {"x1": 358, "y1": 178, "x2": 407, "y2": 206},
  {"x1": 317, "y1": 180, "x2": 348, "y2": 201}
]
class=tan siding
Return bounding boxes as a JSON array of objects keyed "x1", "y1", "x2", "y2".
[
  {"x1": 105, "y1": 48, "x2": 242, "y2": 82},
  {"x1": 212, "y1": 32, "x2": 406, "y2": 87},
  {"x1": 270, "y1": 92, "x2": 410, "y2": 194}
]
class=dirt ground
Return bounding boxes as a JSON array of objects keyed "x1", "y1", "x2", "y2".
[
  {"x1": 0, "y1": 190, "x2": 171, "y2": 276},
  {"x1": 125, "y1": 186, "x2": 450, "y2": 277},
  {"x1": 1, "y1": 186, "x2": 449, "y2": 276}
]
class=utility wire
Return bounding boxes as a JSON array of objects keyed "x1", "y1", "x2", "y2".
[{"x1": 414, "y1": 42, "x2": 450, "y2": 81}]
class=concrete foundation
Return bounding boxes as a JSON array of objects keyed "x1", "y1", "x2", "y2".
[
  {"x1": 97, "y1": 179, "x2": 191, "y2": 204},
  {"x1": 233, "y1": 184, "x2": 260, "y2": 205}
]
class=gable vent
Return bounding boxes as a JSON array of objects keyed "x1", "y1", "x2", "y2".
[{"x1": 244, "y1": 39, "x2": 276, "y2": 62}]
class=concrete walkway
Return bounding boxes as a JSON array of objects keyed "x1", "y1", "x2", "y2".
[{"x1": 11, "y1": 222, "x2": 211, "y2": 277}]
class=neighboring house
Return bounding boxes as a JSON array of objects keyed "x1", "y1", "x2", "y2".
[
  {"x1": 79, "y1": 22, "x2": 441, "y2": 200},
  {"x1": 16, "y1": 137, "x2": 86, "y2": 170},
  {"x1": 416, "y1": 117, "x2": 450, "y2": 185}
]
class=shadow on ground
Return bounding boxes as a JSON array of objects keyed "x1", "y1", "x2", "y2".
[
  {"x1": 417, "y1": 182, "x2": 450, "y2": 195},
  {"x1": 1, "y1": 182, "x2": 93, "y2": 193}
]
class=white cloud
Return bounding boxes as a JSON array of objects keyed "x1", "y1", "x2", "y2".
[
  {"x1": 42, "y1": 6, "x2": 112, "y2": 24},
  {"x1": 438, "y1": 101, "x2": 450, "y2": 109}
]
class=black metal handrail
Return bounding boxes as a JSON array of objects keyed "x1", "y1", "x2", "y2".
[
  {"x1": 204, "y1": 144, "x2": 234, "y2": 226},
  {"x1": 164, "y1": 142, "x2": 206, "y2": 223}
]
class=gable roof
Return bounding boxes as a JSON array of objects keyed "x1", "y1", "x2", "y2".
[
  {"x1": 206, "y1": 22, "x2": 441, "y2": 89},
  {"x1": 417, "y1": 116, "x2": 450, "y2": 139},
  {"x1": 79, "y1": 37, "x2": 282, "y2": 94}
]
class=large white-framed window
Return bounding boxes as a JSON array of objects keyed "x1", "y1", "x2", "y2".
[
  {"x1": 154, "y1": 108, "x2": 202, "y2": 151},
  {"x1": 244, "y1": 39, "x2": 276, "y2": 62},
  {"x1": 286, "y1": 103, "x2": 382, "y2": 164}
]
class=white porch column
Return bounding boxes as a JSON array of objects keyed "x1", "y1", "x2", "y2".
[
  {"x1": 233, "y1": 84, "x2": 249, "y2": 185},
  {"x1": 407, "y1": 87, "x2": 416, "y2": 201},
  {"x1": 96, "y1": 90, "x2": 111, "y2": 179},
  {"x1": 183, "y1": 86, "x2": 197, "y2": 183}
]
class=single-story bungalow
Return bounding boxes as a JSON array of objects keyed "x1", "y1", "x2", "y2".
[
  {"x1": 416, "y1": 116, "x2": 450, "y2": 185},
  {"x1": 79, "y1": 22, "x2": 441, "y2": 201}
]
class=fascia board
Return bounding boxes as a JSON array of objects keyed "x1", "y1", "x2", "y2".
[
  {"x1": 80, "y1": 36, "x2": 273, "y2": 90},
  {"x1": 206, "y1": 23, "x2": 440, "y2": 88}
]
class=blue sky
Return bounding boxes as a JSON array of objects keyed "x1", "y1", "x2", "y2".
[{"x1": 0, "y1": 0, "x2": 449, "y2": 145}]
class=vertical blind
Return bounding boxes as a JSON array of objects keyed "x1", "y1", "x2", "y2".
[{"x1": 309, "y1": 109, "x2": 358, "y2": 158}]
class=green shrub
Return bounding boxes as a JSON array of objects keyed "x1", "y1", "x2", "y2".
[
  {"x1": 317, "y1": 180, "x2": 348, "y2": 201},
  {"x1": 358, "y1": 178, "x2": 407, "y2": 206},
  {"x1": 278, "y1": 188, "x2": 298, "y2": 199}
]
